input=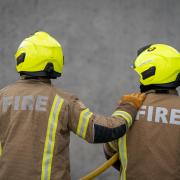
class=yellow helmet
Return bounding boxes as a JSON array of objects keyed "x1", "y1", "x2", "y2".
[
  {"x1": 15, "y1": 31, "x2": 64, "y2": 78},
  {"x1": 133, "y1": 44, "x2": 180, "y2": 89}
]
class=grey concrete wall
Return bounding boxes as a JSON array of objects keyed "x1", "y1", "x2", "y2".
[{"x1": 0, "y1": 0, "x2": 179, "y2": 179}]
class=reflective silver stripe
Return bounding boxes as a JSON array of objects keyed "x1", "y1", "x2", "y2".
[
  {"x1": 112, "y1": 110, "x2": 132, "y2": 128},
  {"x1": 118, "y1": 135, "x2": 127, "y2": 180},
  {"x1": 0, "y1": 142, "x2": 2, "y2": 156},
  {"x1": 41, "y1": 95, "x2": 64, "y2": 180},
  {"x1": 79, "y1": 111, "x2": 93, "y2": 138},
  {"x1": 113, "y1": 109, "x2": 131, "y2": 179},
  {"x1": 45, "y1": 98, "x2": 60, "y2": 178},
  {"x1": 76, "y1": 108, "x2": 93, "y2": 139}
]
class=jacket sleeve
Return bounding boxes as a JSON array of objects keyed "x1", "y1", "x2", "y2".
[
  {"x1": 68, "y1": 95, "x2": 137, "y2": 143},
  {"x1": 103, "y1": 141, "x2": 120, "y2": 171}
]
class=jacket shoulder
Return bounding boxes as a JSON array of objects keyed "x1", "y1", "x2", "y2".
[
  {"x1": 0, "y1": 83, "x2": 17, "y2": 94},
  {"x1": 52, "y1": 86, "x2": 78, "y2": 103},
  {"x1": 144, "y1": 92, "x2": 180, "y2": 106}
]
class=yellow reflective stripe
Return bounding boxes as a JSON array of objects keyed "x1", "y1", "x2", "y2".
[
  {"x1": 76, "y1": 108, "x2": 93, "y2": 139},
  {"x1": 112, "y1": 110, "x2": 132, "y2": 128},
  {"x1": 118, "y1": 135, "x2": 127, "y2": 180},
  {"x1": 41, "y1": 95, "x2": 64, "y2": 180},
  {"x1": 77, "y1": 109, "x2": 89, "y2": 135},
  {"x1": 0, "y1": 142, "x2": 2, "y2": 156},
  {"x1": 112, "y1": 110, "x2": 132, "y2": 126},
  {"x1": 82, "y1": 112, "x2": 93, "y2": 139},
  {"x1": 108, "y1": 142, "x2": 117, "y2": 152}
]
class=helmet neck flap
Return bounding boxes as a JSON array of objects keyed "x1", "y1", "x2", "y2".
[
  {"x1": 140, "y1": 73, "x2": 180, "y2": 92},
  {"x1": 19, "y1": 63, "x2": 61, "y2": 79}
]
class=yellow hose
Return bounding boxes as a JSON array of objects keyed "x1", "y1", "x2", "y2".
[{"x1": 80, "y1": 153, "x2": 119, "y2": 180}]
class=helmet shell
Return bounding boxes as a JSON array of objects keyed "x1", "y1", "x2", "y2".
[
  {"x1": 15, "y1": 32, "x2": 64, "y2": 78},
  {"x1": 134, "y1": 44, "x2": 180, "y2": 86}
]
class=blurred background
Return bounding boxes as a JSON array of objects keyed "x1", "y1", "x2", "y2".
[{"x1": 0, "y1": 0, "x2": 179, "y2": 179}]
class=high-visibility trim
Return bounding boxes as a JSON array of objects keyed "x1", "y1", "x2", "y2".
[
  {"x1": 0, "y1": 142, "x2": 2, "y2": 156},
  {"x1": 108, "y1": 142, "x2": 117, "y2": 152},
  {"x1": 114, "y1": 111, "x2": 131, "y2": 179},
  {"x1": 76, "y1": 108, "x2": 93, "y2": 139},
  {"x1": 118, "y1": 135, "x2": 127, "y2": 180},
  {"x1": 112, "y1": 110, "x2": 132, "y2": 128},
  {"x1": 41, "y1": 95, "x2": 64, "y2": 180}
]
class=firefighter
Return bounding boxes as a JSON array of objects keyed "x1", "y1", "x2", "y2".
[
  {"x1": 0, "y1": 31, "x2": 145, "y2": 180},
  {"x1": 103, "y1": 44, "x2": 180, "y2": 180}
]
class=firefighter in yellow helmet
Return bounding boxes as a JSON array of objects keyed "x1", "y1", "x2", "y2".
[
  {"x1": 103, "y1": 44, "x2": 180, "y2": 180},
  {"x1": 0, "y1": 31, "x2": 145, "y2": 180}
]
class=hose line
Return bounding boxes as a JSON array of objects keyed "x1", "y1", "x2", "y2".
[{"x1": 80, "y1": 153, "x2": 119, "y2": 180}]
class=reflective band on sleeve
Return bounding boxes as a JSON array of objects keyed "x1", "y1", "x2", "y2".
[
  {"x1": 0, "y1": 142, "x2": 2, "y2": 156},
  {"x1": 118, "y1": 135, "x2": 127, "y2": 180},
  {"x1": 76, "y1": 108, "x2": 93, "y2": 139},
  {"x1": 41, "y1": 95, "x2": 64, "y2": 180},
  {"x1": 108, "y1": 142, "x2": 117, "y2": 152},
  {"x1": 112, "y1": 110, "x2": 132, "y2": 128}
]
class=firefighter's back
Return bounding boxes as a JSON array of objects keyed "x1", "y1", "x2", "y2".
[
  {"x1": 126, "y1": 92, "x2": 180, "y2": 180},
  {"x1": 0, "y1": 79, "x2": 71, "y2": 180}
]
